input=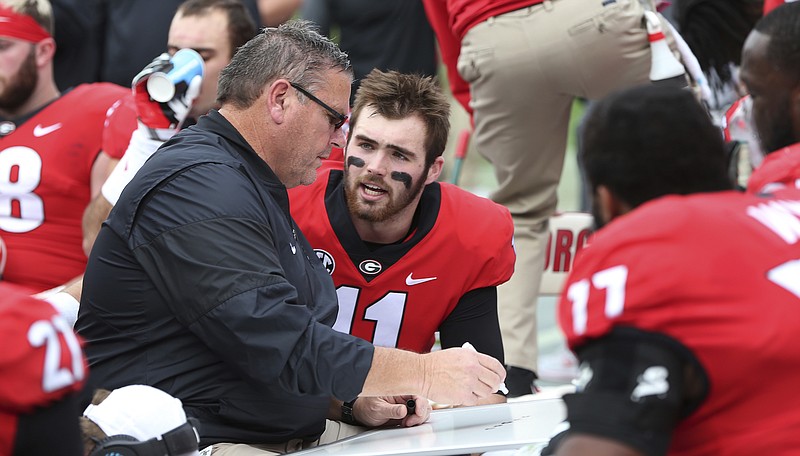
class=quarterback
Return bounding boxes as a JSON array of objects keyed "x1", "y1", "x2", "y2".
[{"x1": 290, "y1": 70, "x2": 515, "y2": 403}]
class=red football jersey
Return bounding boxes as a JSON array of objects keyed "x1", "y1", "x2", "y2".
[
  {"x1": 0, "y1": 284, "x2": 87, "y2": 454},
  {"x1": 746, "y1": 143, "x2": 800, "y2": 194},
  {"x1": 764, "y1": 0, "x2": 793, "y2": 14},
  {"x1": 558, "y1": 191, "x2": 800, "y2": 455},
  {"x1": 0, "y1": 83, "x2": 129, "y2": 292},
  {"x1": 290, "y1": 163, "x2": 515, "y2": 353},
  {"x1": 102, "y1": 93, "x2": 138, "y2": 161}
]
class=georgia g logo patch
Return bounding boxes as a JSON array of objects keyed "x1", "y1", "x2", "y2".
[
  {"x1": 314, "y1": 249, "x2": 335, "y2": 275},
  {"x1": 359, "y1": 259, "x2": 382, "y2": 275}
]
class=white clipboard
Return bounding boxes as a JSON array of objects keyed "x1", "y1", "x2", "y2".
[{"x1": 291, "y1": 398, "x2": 566, "y2": 456}]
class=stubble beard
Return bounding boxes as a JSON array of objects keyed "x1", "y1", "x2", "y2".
[{"x1": 345, "y1": 172, "x2": 426, "y2": 223}]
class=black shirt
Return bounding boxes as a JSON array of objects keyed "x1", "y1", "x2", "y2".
[{"x1": 77, "y1": 110, "x2": 374, "y2": 446}]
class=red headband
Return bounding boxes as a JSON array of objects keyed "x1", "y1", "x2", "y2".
[{"x1": 0, "y1": 6, "x2": 50, "y2": 43}]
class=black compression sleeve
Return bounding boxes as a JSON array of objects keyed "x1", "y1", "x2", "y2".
[
  {"x1": 560, "y1": 327, "x2": 709, "y2": 456},
  {"x1": 13, "y1": 393, "x2": 84, "y2": 456},
  {"x1": 438, "y1": 286, "x2": 504, "y2": 364}
]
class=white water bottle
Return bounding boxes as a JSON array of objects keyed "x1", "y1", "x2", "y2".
[{"x1": 644, "y1": 11, "x2": 687, "y2": 88}]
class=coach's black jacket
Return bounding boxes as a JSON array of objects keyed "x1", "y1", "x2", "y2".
[{"x1": 77, "y1": 110, "x2": 374, "y2": 446}]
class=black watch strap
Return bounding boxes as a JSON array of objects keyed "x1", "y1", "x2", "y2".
[{"x1": 341, "y1": 399, "x2": 359, "y2": 426}]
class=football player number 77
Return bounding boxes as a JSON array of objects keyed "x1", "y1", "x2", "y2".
[{"x1": 567, "y1": 260, "x2": 800, "y2": 335}]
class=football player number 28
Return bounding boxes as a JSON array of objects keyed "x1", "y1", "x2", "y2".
[
  {"x1": 0, "y1": 146, "x2": 45, "y2": 233},
  {"x1": 27, "y1": 315, "x2": 84, "y2": 393},
  {"x1": 333, "y1": 285, "x2": 407, "y2": 348}
]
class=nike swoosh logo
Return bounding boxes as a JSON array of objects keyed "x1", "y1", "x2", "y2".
[
  {"x1": 406, "y1": 273, "x2": 437, "y2": 286},
  {"x1": 33, "y1": 123, "x2": 63, "y2": 137}
]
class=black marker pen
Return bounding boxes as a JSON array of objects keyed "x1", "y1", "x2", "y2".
[{"x1": 406, "y1": 399, "x2": 416, "y2": 415}]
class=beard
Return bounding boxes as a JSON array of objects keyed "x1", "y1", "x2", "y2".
[
  {"x1": 757, "y1": 114, "x2": 795, "y2": 154},
  {"x1": 0, "y1": 47, "x2": 38, "y2": 113},
  {"x1": 592, "y1": 203, "x2": 606, "y2": 232},
  {"x1": 590, "y1": 196, "x2": 607, "y2": 232},
  {"x1": 345, "y1": 169, "x2": 427, "y2": 223}
]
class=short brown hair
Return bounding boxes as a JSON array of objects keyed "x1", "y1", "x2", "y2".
[
  {"x1": 217, "y1": 19, "x2": 351, "y2": 109},
  {"x1": 177, "y1": 0, "x2": 257, "y2": 58},
  {"x1": 350, "y1": 69, "x2": 450, "y2": 167}
]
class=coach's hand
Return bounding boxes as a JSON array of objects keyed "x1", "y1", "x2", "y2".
[
  {"x1": 354, "y1": 395, "x2": 430, "y2": 427},
  {"x1": 421, "y1": 347, "x2": 506, "y2": 406},
  {"x1": 363, "y1": 347, "x2": 506, "y2": 408}
]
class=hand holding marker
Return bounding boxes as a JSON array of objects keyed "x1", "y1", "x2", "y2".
[
  {"x1": 462, "y1": 342, "x2": 509, "y2": 395},
  {"x1": 406, "y1": 399, "x2": 416, "y2": 416}
]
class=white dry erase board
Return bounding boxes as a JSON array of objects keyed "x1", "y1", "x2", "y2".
[{"x1": 291, "y1": 398, "x2": 566, "y2": 456}]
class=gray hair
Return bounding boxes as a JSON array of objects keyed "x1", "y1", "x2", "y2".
[{"x1": 216, "y1": 19, "x2": 352, "y2": 108}]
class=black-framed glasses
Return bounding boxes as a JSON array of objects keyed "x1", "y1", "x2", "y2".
[{"x1": 290, "y1": 82, "x2": 348, "y2": 130}]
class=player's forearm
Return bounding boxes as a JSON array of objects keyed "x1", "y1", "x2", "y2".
[
  {"x1": 63, "y1": 277, "x2": 82, "y2": 302},
  {"x1": 81, "y1": 194, "x2": 114, "y2": 256},
  {"x1": 33, "y1": 275, "x2": 83, "y2": 327}
]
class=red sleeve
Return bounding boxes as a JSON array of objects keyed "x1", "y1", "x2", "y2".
[
  {"x1": 764, "y1": 0, "x2": 786, "y2": 14},
  {"x1": 423, "y1": 0, "x2": 473, "y2": 118},
  {"x1": 0, "y1": 287, "x2": 87, "y2": 415},
  {"x1": 746, "y1": 144, "x2": 800, "y2": 194},
  {"x1": 102, "y1": 94, "x2": 139, "y2": 160}
]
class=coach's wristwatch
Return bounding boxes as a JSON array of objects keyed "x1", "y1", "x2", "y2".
[{"x1": 341, "y1": 398, "x2": 360, "y2": 426}]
